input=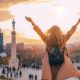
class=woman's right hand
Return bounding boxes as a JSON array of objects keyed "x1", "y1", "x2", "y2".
[
  {"x1": 25, "y1": 16, "x2": 37, "y2": 29},
  {"x1": 78, "y1": 18, "x2": 80, "y2": 23},
  {"x1": 25, "y1": 16, "x2": 33, "y2": 23}
]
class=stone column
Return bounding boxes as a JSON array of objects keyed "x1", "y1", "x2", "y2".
[{"x1": 9, "y1": 19, "x2": 19, "y2": 69}]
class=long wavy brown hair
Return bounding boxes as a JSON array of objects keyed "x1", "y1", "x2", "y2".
[{"x1": 45, "y1": 25, "x2": 63, "y2": 47}]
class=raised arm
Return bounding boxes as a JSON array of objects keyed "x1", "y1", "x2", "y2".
[
  {"x1": 65, "y1": 18, "x2": 80, "y2": 41},
  {"x1": 25, "y1": 16, "x2": 47, "y2": 43}
]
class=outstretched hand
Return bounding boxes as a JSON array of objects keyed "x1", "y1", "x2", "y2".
[
  {"x1": 25, "y1": 16, "x2": 33, "y2": 23},
  {"x1": 25, "y1": 16, "x2": 36, "y2": 28},
  {"x1": 78, "y1": 18, "x2": 80, "y2": 23}
]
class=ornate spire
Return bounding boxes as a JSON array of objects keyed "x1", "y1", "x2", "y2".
[{"x1": 12, "y1": 19, "x2": 15, "y2": 30}]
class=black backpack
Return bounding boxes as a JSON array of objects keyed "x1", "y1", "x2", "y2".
[{"x1": 48, "y1": 46, "x2": 64, "y2": 66}]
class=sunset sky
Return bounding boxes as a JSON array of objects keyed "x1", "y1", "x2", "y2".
[{"x1": 0, "y1": 0, "x2": 80, "y2": 43}]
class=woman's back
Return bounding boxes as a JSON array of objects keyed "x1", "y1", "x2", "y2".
[{"x1": 25, "y1": 17, "x2": 80, "y2": 80}]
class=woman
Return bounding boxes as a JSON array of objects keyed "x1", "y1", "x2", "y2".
[{"x1": 25, "y1": 16, "x2": 80, "y2": 80}]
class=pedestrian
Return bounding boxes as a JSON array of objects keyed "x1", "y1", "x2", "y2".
[
  {"x1": 6, "y1": 72, "x2": 8, "y2": 78},
  {"x1": 35, "y1": 75, "x2": 37, "y2": 80},
  {"x1": 2, "y1": 68, "x2": 5, "y2": 75},
  {"x1": 29, "y1": 74, "x2": 33, "y2": 80},
  {"x1": 19, "y1": 70, "x2": 22, "y2": 78},
  {"x1": 13, "y1": 67, "x2": 15, "y2": 72},
  {"x1": 18, "y1": 66, "x2": 19, "y2": 71},
  {"x1": 10, "y1": 72, "x2": 12, "y2": 78},
  {"x1": 16, "y1": 71, "x2": 18, "y2": 78},
  {"x1": 7, "y1": 67, "x2": 9, "y2": 73},
  {"x1": 9, "y1": 67, "x2": 11, "y2": 73}
]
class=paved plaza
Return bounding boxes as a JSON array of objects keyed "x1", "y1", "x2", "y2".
[{"x1": 0, "y1": 67, "x2": 80, "y2": 80}]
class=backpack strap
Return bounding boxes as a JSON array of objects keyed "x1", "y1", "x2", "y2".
[
  {"x1": 42, "y1": 47, "x2": 51, "y2": 60},
  {"x1": 42, "y1": 48, "x2": 47, "y2": 60},
  {"x1": 63, "y1": 47, "x2": 69, "y2": 57}
]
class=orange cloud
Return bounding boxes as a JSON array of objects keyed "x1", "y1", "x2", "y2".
[
  {"x1": 0, "y1": 10, "x2": 14, "y2": 21},
  {"x1": 0, "y1": 0, "x2": 55, "y2": 21},
  {"x1": 0, "y1": 0, "x2": 27, "y2": 9},
  {"x1": 0, "y1": 0, "x2": 55, "y2": 9}
]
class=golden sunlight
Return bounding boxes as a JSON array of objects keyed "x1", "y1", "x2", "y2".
[
  {"x1": 55, "y1": 6, "x2": 66, "y2": 16},
  {"x1": 3, "y1": 1, "x2": 80, "y2": 41}
]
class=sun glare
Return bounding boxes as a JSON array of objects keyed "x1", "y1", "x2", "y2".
[
  {"x1": 55, "y1": 6, "x2": 66, "y2": 16},
  {"x1": 7, "y1": 2, "x2": 80, "y2": 40}
]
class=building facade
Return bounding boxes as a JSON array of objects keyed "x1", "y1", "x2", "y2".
[{"x1": 0, "y1": 29, "x2": 4, "y2": 53}]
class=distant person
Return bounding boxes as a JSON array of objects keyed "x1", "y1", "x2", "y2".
[
  {"x1": 6, "y1": 68, "x2": 9, "y2": 78},
  {"x1": 7, "y1": 67, "x2": 9, "y2": 73},
  {"x1": 25, "y1": 17, "x2": 80, "y2": 80},
  {"x1": 9, "y1": 67, "x2": 11, "y2": 73},
  {"x1": 16, "y1": 71, "x2": 18, "y2": 78},
  {"x1": 7, "y1": 72, "x2": 8, "y2": 78},
  {"x1": 29, "y1": 74, "x2": 33, "y2": 80},
  {"x1": 19, "y1": 70, "x2": 22, "y2": 78},
  {"x1": 10, "y1": 72, "x2": 12, "y2": 78},
  {"x1": 2, "y1": 68, "x2": 5, "y2": 75},
  {"x1": 14, "y1": 71, "x2": 16, "y2": 78},
  {"x1": 35, "y1": 75, "x2": 37, "y2": 80},
  {"x1": 12, "y1": 67, "x2": 15, "y2": 72},
  {"x1": 18, "y1": 66, "x2": 20, "y2": 71}
]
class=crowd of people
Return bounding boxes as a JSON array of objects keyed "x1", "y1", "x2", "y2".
[
  {"x1": 2, "y1": 66, "x2": 22, "y2": 79},
  {"x1": 1, "y1": 66, "x2": 38, "y2": 80}
]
